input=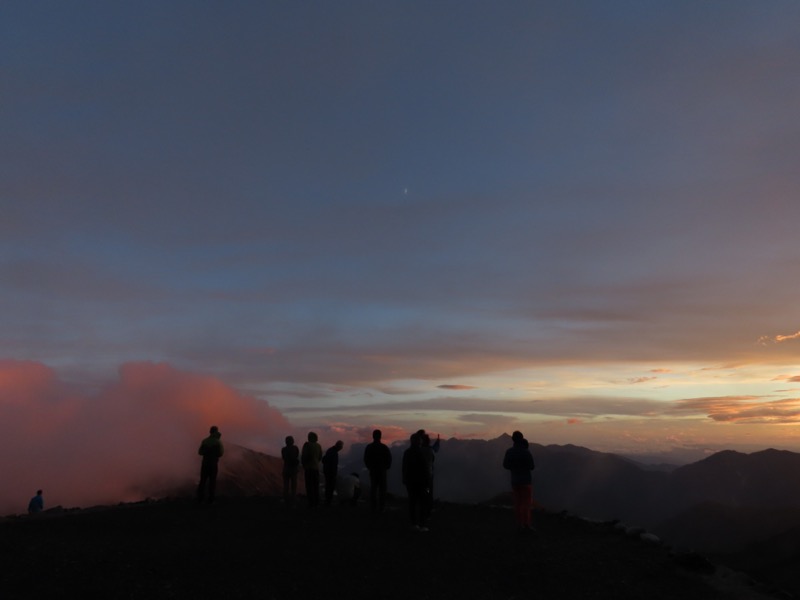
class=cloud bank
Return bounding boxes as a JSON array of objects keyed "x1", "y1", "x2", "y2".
[{"x1": 0, "y1": 360, "x2": 289, "y2": 515}]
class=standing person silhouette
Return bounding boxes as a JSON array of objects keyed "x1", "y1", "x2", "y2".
[
  {"x1": 502, "y1": 430, "x2": 535, "y2": 532},
  {"x1": 402, "y1": 433, "x2": 432, "y2": 531},
  {"x1": 417, "y1": 429, "x2": 440, "y2": 499},
  {"x1": 281, "y1": 435, "x2": 300, "y2": 505},
  {"x1": 363, "y1": 429, "x2": 392, "y2": 512},
  {"x1": 416, "y1": 429, "x2": 440, "y2": 453},
  {"x1": 197, "y1": 426, "x2": 224, "y2": 503},
  {"x1": 322, "y1": 440, "x2": 344, "y2": 506},
  {"x1": 420, "y1": 433, "x2": 437, "y2": 503},
  {"x1": 301, "y1": 432, "x2": 322, "y2": 508}
]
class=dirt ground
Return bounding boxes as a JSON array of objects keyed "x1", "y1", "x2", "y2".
[{"x1": 0, "y1": 496, "x2": 784, "y2": 600}]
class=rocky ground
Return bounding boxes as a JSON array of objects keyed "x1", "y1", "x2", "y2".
[{"x1": 0, "y1": 495, "x2": 787, "y2": 600}]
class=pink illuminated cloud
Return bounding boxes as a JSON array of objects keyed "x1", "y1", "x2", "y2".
[{"x1": 0, "y1": 360, "x2": 290, "y2": 515}]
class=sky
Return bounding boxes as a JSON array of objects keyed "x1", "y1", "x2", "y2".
[{"x1": 4, "y1": 1, "x2": 800, "y2": 508}]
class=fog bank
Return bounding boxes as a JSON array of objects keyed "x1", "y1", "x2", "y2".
[{"x1": 0, "y1": 360, "x2": 290, "y2": 514}]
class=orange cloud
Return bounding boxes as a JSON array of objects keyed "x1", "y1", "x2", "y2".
[
  {"x1": 626, "y1": 377, "x2": 657, "y2": 384},
  {"x1": 0, "y1": 361, "x2": 290, "y2": 515},
  {"x1": 759, "y1": 331, "x2": 800, "y2": 345},
  {"x1": 673, "y1": 395, "x2": 800, "y2": 424},
  {"x1": 437, "y1": 384, "x2": 477, "y2": 390}
]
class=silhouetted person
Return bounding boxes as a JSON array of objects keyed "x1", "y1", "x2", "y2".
[
  {"x1": 301, "y1": 432, "x2": 322, "y2": 508},
  {"x1": 363, "y1": 429, "x2": 392, "y2": 512},
  {"x1": 503, "y1": 430, "x2": 535, "y2": 531},
  {"x1": 420, "y1": 433, "x2": 437, "y2": 501},
  {"x1": 322, "y1": 440, "x2": 344, "y2": 506},
  {"x1": 402, "y1": 433, "x2": 432, "y2": 531},
  {"x1": 197, "y1": 425, "x2": 224, "y2": 503},
  {"x1": 28, "y1": 489, "x2": 43, "y2": 514},
  {"x1": 417, "y1": 429, "x2": 440, "y2": 498},
  {"x1": 416, "y1": 429, "x2": 440, "y2": 453},
  {"x1": 281, "y1": 435, "x2": 300, "y2": 505}
]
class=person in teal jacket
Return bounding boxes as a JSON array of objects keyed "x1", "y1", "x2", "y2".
[{"x1": 197, "y1": 426, "x2": 224, "y2": 503}]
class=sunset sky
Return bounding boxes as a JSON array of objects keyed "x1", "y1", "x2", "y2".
[{"x1": 5, "y1": 0, "x2": 800, "y2": 480}]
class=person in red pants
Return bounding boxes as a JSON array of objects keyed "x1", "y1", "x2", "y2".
[{"x1": 502, "y1": 430, "x2": 535, "y2": 532}]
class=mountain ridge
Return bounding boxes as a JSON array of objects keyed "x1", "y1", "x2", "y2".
[{"x1": 0, "y1": 495, "x2": 782, "y2": 600}]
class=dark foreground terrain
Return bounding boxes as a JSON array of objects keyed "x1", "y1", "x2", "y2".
[{"x1": 0, "y1": 496, "x2": 784, "y2": 600}]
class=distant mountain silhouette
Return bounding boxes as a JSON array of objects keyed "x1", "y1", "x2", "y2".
[
  {"x1": 650, "y1": 449, "x2": 800, "y2": 554},
  {"x1": 660, "y1": 449, "x2": 800, "y2": 515}
]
